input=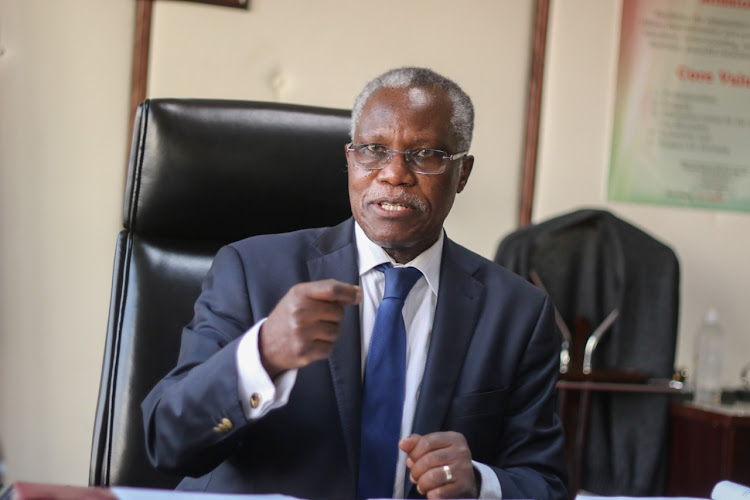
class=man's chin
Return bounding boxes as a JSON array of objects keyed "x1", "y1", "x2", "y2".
[
  {"x1": 358, "y1": 219, "x2": 412, "y2": 246},
  {"x1": 366, "y1": 235, "x2": 414, "y2": 251},
  {"x1": 358, "y1": 223, "x2": 440, "y2": 261}
]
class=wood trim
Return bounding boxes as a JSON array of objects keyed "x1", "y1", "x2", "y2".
[
  {"x1": 181, "y1": 0, "x2": 249, "y2": 8},
  {"x1": 518, "y1": 0, "x2": 550, "y2": 227},
  {"x1": 128, "y1": 0, "x2": 153, "y2": 147}
]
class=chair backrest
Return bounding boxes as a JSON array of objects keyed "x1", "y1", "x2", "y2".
[
  {"x1": 495, "y1": 208, "x2": 679, "y2": 378},
  {"x1": 495, "y1": 208, "x2": 680, "y2": 496},
  {"x1": 90, "y1": 99, "x2": 352, "y2": 488}
]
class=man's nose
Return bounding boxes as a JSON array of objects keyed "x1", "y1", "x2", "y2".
[{"x1": 377, "y1": 151, "x2": 415, "y2": 185}]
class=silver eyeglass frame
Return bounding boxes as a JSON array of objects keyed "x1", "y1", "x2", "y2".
[{"x1": 345, "y1": 143, "x2": 468, "y2": 175}]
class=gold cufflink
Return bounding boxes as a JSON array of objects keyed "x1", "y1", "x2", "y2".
[{"x1": 250, "y1": 393, "x2": 261, "y2": 409}]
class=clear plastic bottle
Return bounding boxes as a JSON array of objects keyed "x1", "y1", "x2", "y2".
[{"x1": 693, "y1": 307, "x2": 724, "y2": 405}]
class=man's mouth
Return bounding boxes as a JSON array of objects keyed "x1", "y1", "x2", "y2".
[
  {"x1": 380, "y1": 202, "x2": 409, "y2": 212},
  {"x1": 369, "y1": 193, "x2": 426, "y2": 214}
]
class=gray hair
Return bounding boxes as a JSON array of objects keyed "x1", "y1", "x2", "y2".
[{"x1": 350, "y1": 67, "x2": 475, "y2": 152}]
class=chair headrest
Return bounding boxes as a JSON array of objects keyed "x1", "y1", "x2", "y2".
[{"x1": 124, "y1": 99, "x2": 353, "y2": 241}]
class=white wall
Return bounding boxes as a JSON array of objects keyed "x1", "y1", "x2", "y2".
[
  {"x1": 536, "y1": 0, "x2": 750, "y2": 387},
  {"x1": 0, "y1": 0, "x2": 133, "y2": 485}
]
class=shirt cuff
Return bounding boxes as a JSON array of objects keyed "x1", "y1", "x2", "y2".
[
  {"x1": 236, "y1": 318, "x2": 298, "y2": 420},
  {"x1": 473, "y1": 460, "x2": 502, "y2": 499}
]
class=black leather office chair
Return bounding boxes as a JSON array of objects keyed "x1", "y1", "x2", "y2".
[{"x1": 90, "y1": 99, "x2": 352, "y2": 488}]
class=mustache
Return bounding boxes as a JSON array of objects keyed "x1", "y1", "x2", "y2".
[{"x1": 366, "y1": 189, "x2": 427, "y2": 212}]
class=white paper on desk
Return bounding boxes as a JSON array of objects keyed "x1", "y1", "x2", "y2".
[
  {"x1": 111, "y1": 487, "x2": 302, "y2": 500},
  {"x1": 575, "y1": 495, "x2": 705, "y2": 500},
  {"x1": 712, "y1": 481, "x2": 750, "y2": 500}
]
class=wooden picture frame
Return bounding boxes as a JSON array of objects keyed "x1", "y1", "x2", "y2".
[{"x1": 181, "y1": 0, "x2": 249, "y2": 9}]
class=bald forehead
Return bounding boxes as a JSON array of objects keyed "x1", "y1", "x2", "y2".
[
  {"x1": 353, "y1": 86, "x2": 454, "y2": 137},
  {"x1": 365, "y1": 85, "x2": 447, "y2": 109},
  {"x1": 406, "y1": 87, "x2": 435, "y2": 107}
]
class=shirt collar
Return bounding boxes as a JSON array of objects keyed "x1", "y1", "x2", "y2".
[{"x1": 354, "y1": 221, "x2": 443, "y2": 295}]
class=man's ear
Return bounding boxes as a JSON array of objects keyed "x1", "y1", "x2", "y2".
[{"x1": 456, "y1": 155, "x2": 474, "y2": 193}]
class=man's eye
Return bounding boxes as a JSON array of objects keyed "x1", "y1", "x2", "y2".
[
  {"x1": 364, "y1": 145, "x2": 387, "y2": 155},
  {"x1": 412, "y1": 149, "x2": 436, "y2": 159}
]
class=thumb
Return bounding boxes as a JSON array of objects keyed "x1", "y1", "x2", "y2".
[{"x1": 398, "y1": 433, "x2": 421, "y2": 453}]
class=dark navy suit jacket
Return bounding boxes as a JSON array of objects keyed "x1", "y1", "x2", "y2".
[{"x1": 142, "y1": 218, "x2": 567, "y2": 500}]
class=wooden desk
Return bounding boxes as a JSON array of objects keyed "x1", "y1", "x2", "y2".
[
  {"x1": 556, "y1": 379, "x2": 684, "y2": 496},
  {"x1": 667, "y1": 401, "x2": 750, "y2": 498}
]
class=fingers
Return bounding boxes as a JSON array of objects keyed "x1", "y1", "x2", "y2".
[
  {"x1": 400, "y1": 432, "x2": 455, "y2": 470},
  {"x1": 399, "y1": 432, "x2": 477, "y2": 499},
  {"x1": 287, "y1": 297, "x2": 349, "y2": 332},
  {"x1": 303, "y1": 279, "x2": 362, "y2": 306},
  {"x1": 284, "y1": 280, "x2": 361, "y2": 340},
  {"x1": 259, "y1": 280, "x2": 361, "y2": 377},
  {"x1": 398, "y1": 433, "x2": 420, "y2": 456}
]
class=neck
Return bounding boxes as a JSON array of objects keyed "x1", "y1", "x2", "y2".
[{"x1": 382, "y1": 239, "x2": 436, "y2": 264}]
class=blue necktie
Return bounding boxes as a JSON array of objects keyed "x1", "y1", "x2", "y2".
[{"x1": 357, "y1": 264, "x2": 423, "y2": 500}]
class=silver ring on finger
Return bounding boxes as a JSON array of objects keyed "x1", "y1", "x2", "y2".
[{"x1": 443, "y1": 464, "x2": 453, "y2": 483}]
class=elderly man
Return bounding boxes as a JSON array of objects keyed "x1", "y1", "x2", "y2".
[{"x1": 143, "y1": 67, "x2": 567, "y2": 500}]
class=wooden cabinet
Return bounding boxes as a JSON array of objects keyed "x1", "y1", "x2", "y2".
[{"x1": 667, "y1": 401, "x2": 750, "y2": 497}]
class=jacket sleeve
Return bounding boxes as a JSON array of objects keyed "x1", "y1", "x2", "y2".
[
  {"x1": 490, "y1": 296, "x2": 568, "y2": 500},
  {"x1": 141, "y1": 245, "x2": 258, "y2": 477}
]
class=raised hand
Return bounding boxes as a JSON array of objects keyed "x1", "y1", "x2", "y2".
[{"x1": 259, "y1": 279, "x2": 362, "y2": 378}]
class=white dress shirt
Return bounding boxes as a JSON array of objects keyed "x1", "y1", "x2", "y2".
[{"x1": 235, "y1": 223, "x2": 502, "y2": 499}]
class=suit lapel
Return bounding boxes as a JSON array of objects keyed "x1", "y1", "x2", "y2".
[
  {"x1": 306, "y1": 218, "x2": 362, "y2": 478},
  {"x1": 407, "y1": 239, "x2": 483, "y2": 496}
]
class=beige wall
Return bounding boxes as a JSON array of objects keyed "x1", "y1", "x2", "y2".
[
  {"x1": 0, "y1": 0, "x2": 535, "y2": 485},
  {"x1": 0, "y1": 0, "x2": 133, "y2": 485},
  {"x1": 536, "y1": 0, "x2": 750, "y2": 388},
  {"x1": 147, "y1": 0, "x2": 536, "y2": 259},
  {"x1": 1, "y1": 0, "x2": 748, "y2": 488}
]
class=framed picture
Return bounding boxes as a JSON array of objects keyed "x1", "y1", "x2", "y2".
[{"x1": 181, "y1": 0, "x2": 249, "y2": 9}]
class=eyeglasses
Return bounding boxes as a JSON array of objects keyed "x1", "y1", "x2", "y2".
[{"x1": 345, "y1": 143, "x2": 468, "y2": 175}]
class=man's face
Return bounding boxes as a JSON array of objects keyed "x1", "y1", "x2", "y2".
[{"x1": 347, "y1": 86, "x2": 473, "y2": 264}]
